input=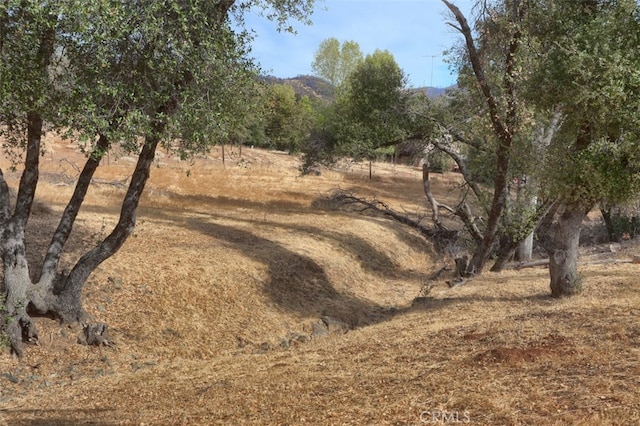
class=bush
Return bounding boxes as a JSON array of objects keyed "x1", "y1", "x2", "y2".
[
  {"x1": 608, "y1": 211, "x2": 640, "y2": 241},
  {"x1": 427, "y1": 149, "x2": 450, "y2": 174}
]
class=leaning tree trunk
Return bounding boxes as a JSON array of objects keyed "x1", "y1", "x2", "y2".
[
  {"x1": 1, "y1": 121, "x2": 163, "y2": 356},
  {"x1": 53, "y1": 134, "x2": 161, "y2": 323},
  {"x1": 547, "y1": 202, "x2": 591, "y2": 297},
  {"x1": 1, "y1": 112, "x2": 44, "y2": 357},
  {"x1": 599, "y1": 202, "x2": 617, "y2": 242},
  {"x1": 443, "y1": 0, "x2": 522, "y2": 275}
]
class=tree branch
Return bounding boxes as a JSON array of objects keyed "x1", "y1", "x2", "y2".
[
  {"x1": 37, "y1": 134, "x2": 110, "y2": 293},
  {"x1": 442, "y1": 0, "x2": 507, "y2": 139},
  {"x1": 327, "y1": 190, "x2": 458, "y2": 248},
  {"x1": 422, "y1": 165, "x2": 485, "y2": 245}
]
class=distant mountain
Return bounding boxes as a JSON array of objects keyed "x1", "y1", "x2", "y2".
[
  {"x1": 411, "y1": 86, "x2": 454, "y2": 99},
  {"x1": 262, "y1": 74, "x2": 452, "y2": 103},
  {"x1": 261, "y1": 75, "x2": 336, "y2": 104}
]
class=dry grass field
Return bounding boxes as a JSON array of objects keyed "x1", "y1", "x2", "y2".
[{"x1": 1, "y1": 135, "x2": 640, "y2": 425}]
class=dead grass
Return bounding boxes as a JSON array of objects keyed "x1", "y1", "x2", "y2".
[{"x1": 1, "y1": 134, "x2": 640, "y2": 425}]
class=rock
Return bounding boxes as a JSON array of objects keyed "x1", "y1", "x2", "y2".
[
  {"x1": 79, "y1": 323, "x2": 110, "y2": 346},
  {"x1": 289, "y1": 333, "x2": 309, "y2": 344},
  {"x1": 2, "y1": 373, "x2": 19, "y2": 384},
  {"x1": 321, "y1": 316, "x2": 349, "y2": 334},
  {"x1": 311, "y1": 321, "x2": 329, "y2": 338},
  {"x1": 259, "y1": 342, "x2": 270, "y2": 351},
  {"x1": 108, "y1": 276, "x2": 124, "y2": 289}
]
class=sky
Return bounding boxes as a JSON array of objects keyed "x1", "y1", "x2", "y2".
[{"x1": 242, "y1": 0, "x2": 475, "y2": 89}]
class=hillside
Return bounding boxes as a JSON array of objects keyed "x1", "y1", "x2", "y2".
[
  {"x1": 262, "y1": 75, "x2": 336, "y2": 103},
  {"x1": 262, "y1": 74, "x2": 450, "y2": 103},
  {"x1": 1, "y1": 136, "x2": 640, "y2": 425}
]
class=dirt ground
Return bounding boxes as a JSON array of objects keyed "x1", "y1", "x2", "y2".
[{"x1": 1, "y1": 135, "x2": 640, "y2": 425}]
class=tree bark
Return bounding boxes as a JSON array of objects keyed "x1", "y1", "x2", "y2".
[
  {"x1": 516, "y1": 232, "x2": 534, "y2": 262},
  {"x1": 599, "y1": 202, "x2": 617, "y2": 242},
  {"x1": 0, "y1": 169, "x2": 10, "y2": 232},
  {"x1": 54, "y1": 133, "x2": 161, "y2": 323},
  {"x1": 35, "y1": 134, "x2": 110, "y2": 301},
  {"x1": 443, "y1": 0, "x2": 523, "y2": 275},
  {"x1": 547, "y1": 202, "x2": 591, "y2": 297},
  {"x1": 1, "y1": 113, "x2": 43, "y2": 356}
]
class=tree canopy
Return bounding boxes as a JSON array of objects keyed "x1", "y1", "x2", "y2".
[
  {"x1": 311, "y1": 37, "x2": 363, "y2": 88},
  {"x1": 0, "y1": 0, "x2": 316, "y2": 357},
  {"x1": 433, "y1": 0, "x2": 640, "y2": 295}
]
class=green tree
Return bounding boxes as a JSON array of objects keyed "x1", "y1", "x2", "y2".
[
  {"x1": 440, "y1": 0, "x2": 533, "y2": 275},
  {"x1": 311, "y1": 38, "x2": 363, "y2": 88},
  {"x1": 525, "y1": 0, "x2": 640, "y2": 296},
  {"x1": 263, "y1": 84, "x2": 315, "y2": 152},
  {"x1": 0, "y1": 0, "x2": 315, "y2": 357},
  {"x1": 437, "y1": 0, "x2": 640, "y2": 296},
  {"x1": 330, "y1": 49, "x2": 409, "y2": 159}
]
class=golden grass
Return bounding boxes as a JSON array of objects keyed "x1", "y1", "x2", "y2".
[{"x1": 1, "y1": 135, "x2": 640, "y2": 425}]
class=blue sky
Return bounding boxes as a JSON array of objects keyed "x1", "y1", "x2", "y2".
[{"x1": 242, "y1": 0, "x2": 475, "y2": 88}]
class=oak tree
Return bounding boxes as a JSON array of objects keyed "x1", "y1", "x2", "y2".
[{"x1": 0, "y1": 0, "x2": 315, "y2": 356}]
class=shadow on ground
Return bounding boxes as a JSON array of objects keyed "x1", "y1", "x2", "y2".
[
  {"x1": 0, "y1": 408, "x2": 116, "y2": 426},
  {"x1": 185, "y1": 219, "x2": 388, "y2": 327}
]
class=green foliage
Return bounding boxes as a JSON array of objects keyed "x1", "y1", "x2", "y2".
[
  {"x1": 328, "y1": 50, "x2": 409, "y2": 159},
  {"x1": 527, "y1": 0, "x2": 640, "y2": 204},
  {"x1": 311, "y1": 38, "x2": 363, "y2": 88},
  {"x1": 0, "y1": 0, "x2": 317, "y2": 160},
  {"x1": 300, "y1": 127, "x2": 335, "y2": 175},
  {"x1": 253, "y1": 83, "x2": 316, "y2": 152}
]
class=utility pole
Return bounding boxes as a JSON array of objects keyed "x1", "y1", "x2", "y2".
[
  {"x1": 430, "y1": 54, "x2": 437, "y2": 87},
  {"x1": 422, "y1": 54, "x2": 438, "y2": 95}
]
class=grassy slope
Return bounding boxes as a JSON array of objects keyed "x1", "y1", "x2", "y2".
[{"x1": 1, "y1": 137, "x2": 640, "y2": 425}]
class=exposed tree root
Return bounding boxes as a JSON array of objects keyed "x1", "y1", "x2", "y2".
[{"x1": 3, "y1": 312, "x2": 39, "y2": 357}]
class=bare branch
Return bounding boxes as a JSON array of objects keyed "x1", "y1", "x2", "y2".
[
  {"x1": 441, "y1": 0, "x2": 507, "y2": 140},
  {"x1": 422, "y1": 164, "x2": 483, "y2": 245},
  {"x1": 430, "y1": 133, "x2": 484, "y2": 201},
  {"x1": 326, "y1": 190, "x2": 458, "y2": 250},
  {"x1": 422, "y1": 164, "x2": 452, "y2": 230}
]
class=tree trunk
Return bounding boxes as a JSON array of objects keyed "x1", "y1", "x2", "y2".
[
  {"x1": 491, "y1": 198, "x2": 557, "y2": 273},
  {"x1": 54, "y1": 134, "x2": 161, "y2": 323},
  {"x1": 490, "y1": 239, "x2": 520, "y2": 272},
  {"x1": 443, "y1": 0, "x2": 523, "y2": 276},
  {"x1": 516, "y1": 232, "x2": 534, "y2": 262},
  {"x1": 1, "y1": 112, "x2": 44, "y2": 356},
  {"x1": 1, "y1": 124, "x2": 162, "y2": 355},
  {"x1": 36, "y1": 134, "x2": 110, "y2": 298},
  {"x1": 599, "y1": 203, "x2": 617, "y2": 242},
  {"x1": 547, "y1": 202, "x2": 591, "y2": 297}
]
